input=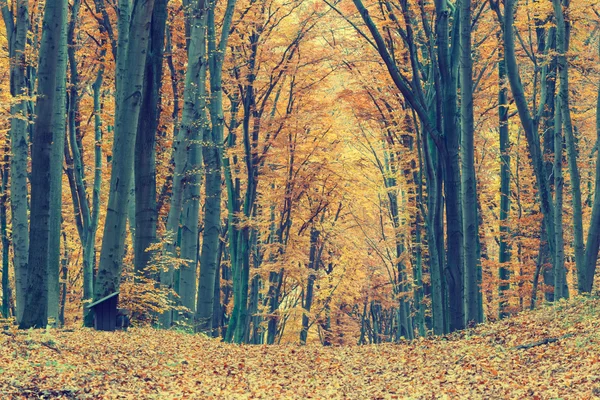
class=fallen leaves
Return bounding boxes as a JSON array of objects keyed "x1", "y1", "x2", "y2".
[{"x1": 2, "y1": 297, "x2": 600, "y2": 399}]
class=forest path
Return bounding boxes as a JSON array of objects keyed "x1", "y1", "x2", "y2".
[{"x1": 1, "y1": 297, "x2": 599, "y2": 399}]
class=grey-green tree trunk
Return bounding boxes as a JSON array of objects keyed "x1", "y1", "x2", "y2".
[
  {"x1": 158, "y1": 24, "x2": 183, "y2": 327},
  {"x1": 583, "y1": 35, "x2": 600, "y2": 293},
  {"x1": 177, "y1": 0, "x2": 209, "y2": 318},
  {"x1": 196, "y1": 0, "x2": 236, "y2": 334},
  {"x1": 553, "y1": 96, "x2": 568, "y2": 300},
  {"x1": 436, "y1": 0, "x2": 464, "y2": 331},
  {"x1": 94, "y1": 0, "x2": 156, "y2": 303},
  {"x1": 134, "y1": 0, "x2": 168, "y2": 277},
  {"x1": 80, "y1": 0, "x2": 111, "y2": 326},
  {"x1": 553, "y1": 0, "x2": 582, "y2": 294},
  {"x1": 47, "y1": 0, "x2": 69, "y2": 325},
  {"x1": 497, "y1": 33, "x2": 511, "y2": 317},
  {"x1": 1, "y1": 0, "x2": 29, "y2": 324},
  {"x1": 20, "y1": 0, "x2": 67, "y2": 329},
  {"x1": 459, "y1": 0, "x2": 481, "y2": 325},
  {"x1": 504, "y1": 0, "x2": 556, "y2": 272},
  {"x1": 1, "y1": 162, "x2": 10, "y2": 319}
]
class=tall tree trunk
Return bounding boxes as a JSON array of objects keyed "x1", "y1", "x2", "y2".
[
  {"x1": 553, "y1": 0, "x2": 582, "y2": 294},
  {"x1": 196, "y1": 0, "x2": 236, "y2": 332},
  {"x1": 64, "y1": 0, "x2": 96, "y2": 326},
  {"x1": 211, "y1": 237, "x2": 224, "y2": 337},
  {"x1": 20, "y1": 0, "x2": 68, "y2": 329},
  {"x1": 82, "y1": 63, "x2": 105, "y2": 326},
  {"x1": 412, "y1": 203, "x2": 426, "y2": 336},
  {"x1": 497, "y1": 33, "x2": 511, "y2": 317},
  {"x1": 2, "y1": 0, "x2": 29, "y2": 324},
  {"x1": 423, "y1": 129, "x2": 446, "y2": 334},
  {"x1": 94, "y1": 0, "x2": 156, "y2": 303},
  {"x1": 227, "y1": 31, "x2": 262, "y2": 343},
  {"x1": 460, "y1": 0, "x2": 481, "y2": 325},
  {"x1": 47, "y1": 3, "x2": 69, "y2": 325},
  {"x1": 177, "y1": 0, "x2": 209, "y2": 319},
  {"x1": 300, "y1": 228, "x2": 320, "y2": 344},
  {"x1": 504, "y1": 0, "x2": 556, "y2": 276},
  {"x1": 553, "y1": 96, "x2": 568, "y2": 300},
  {"x1": 1, "y1": 159, "x2": 10, "y2": 319},
  {"x1": 59, "y1": 230, "x2": 68, "y2": 326},
  {"x1": 134, "y1": 0, "x2": 168, "y2": 277},
  {"x1": 583, "y1": 35, "x2": 600, "y2": 293},
  {"x1": 436, "y1": 1, "x2": 464, "y2": 331},
  {"x1": 540, "y1": 29, "x2": 558, "y2": 301},
  {"x1": 158, "y1": 23, "x2": 183, "y2": 327}
]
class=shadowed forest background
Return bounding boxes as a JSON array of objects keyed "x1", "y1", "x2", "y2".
[{"x1": 0, "y1": 0, "x2": 600, "y2": 348}]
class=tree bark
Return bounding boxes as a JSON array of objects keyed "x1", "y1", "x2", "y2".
[
  {"x1": 300, "y1": 228, "x2": 320, "y2": 344},
  {"x1": 553, "y1": 0, "x2": 582, "y2": 294},
  {"x1": 1, "y1": 159, "x2": 10, "y2": 319},
  {"x1": 553, "y1": 96, "x2": 568, "y2": 300},
  {"x1": 94, "y1": 0, "x2": 156, "y2": 303},
  {"x1": 460, "y1": 0, "x2": 481, "y2": 325},
  {"x1": 47, "y1": 0, "x2": 73, "y2": 327},
  {"x1": 134, "y1": 0, "x2": 168, "y2": 277},
  {"x1": 504, "y1": 0, "x2": 556, "y2": 273},
  {"x1": 1, "y1": 0, "x2": 29, "y2": 324},
  {"x1": 436, "y1": 1, "x2": 464, "y2": 331},
  {"x1": 498, "y1": 32, "x2": 511, "y2": 317},
  {"x1": 583, "y1": 33, "x2": 600, "y2": 293},
  {"x1": 20, "y1": 0, "x2": 68, "y2": 329},
  {"x1": 177, "y1": 0, "x2": 209, "y2": 319},
  {"x1": 196, "y1": 0, "x2": 236, "y2": 333},
  {"x1": 158, "y1": 23, "x2": 183, "y2": 327}
]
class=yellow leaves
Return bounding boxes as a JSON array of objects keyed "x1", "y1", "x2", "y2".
[
  {"x1": 1, "y1": 297, "x2": 599, "y2": 398},
  {"x1": 119, "y1": 270, "x2": 186, "y2": 322}
]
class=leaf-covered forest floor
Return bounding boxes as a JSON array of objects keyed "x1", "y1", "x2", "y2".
[{"x1": 2, "y1": 297, "x2": 600, "y2": 399}]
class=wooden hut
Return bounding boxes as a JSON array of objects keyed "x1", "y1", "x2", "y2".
[{"x1": 87, "y1": 292, "x2": 119, "y2": 331}]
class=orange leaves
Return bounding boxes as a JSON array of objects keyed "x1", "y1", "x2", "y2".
[{"x1": 1, "y1": 297, "x2": 599, "y2": 398}]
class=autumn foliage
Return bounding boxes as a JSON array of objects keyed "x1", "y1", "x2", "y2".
[{"x1": 1, "y1": 297, "x2": 600, "y2": 398}]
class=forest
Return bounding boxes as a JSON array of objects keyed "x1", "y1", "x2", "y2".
[{"x1": 1, "y1": 0, "x2": 600, "y2": 397}]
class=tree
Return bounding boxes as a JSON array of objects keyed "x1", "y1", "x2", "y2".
[
  {"x1": 176, "y1": 0, "x2": 209, "y2": 319},
  {"x1": 552, "y1": 0, "x2": 579, "y2": 296},
  {"x1": 94, "y1": 0, "x2": 156, "y2": 305},
  {"x1": 195, "y1": 0, "x2": 237, "y2": 334},
  {"x1": 134, "y1": 0, "x2": 169, "y2": 278},
  {"x1": 20, "y1": 0, "x2": 68, "y2": 329},
  {"x1": 584, "y1": 34, "x2": 600, "y2": 293},
  {"x1": 1, "y1": 0, "x2": 29, "y2": 325},
  {"x1": 460, "y1": 0, "x2": 482, "y2": 324},
  {"x1": 503, "y1": 0, "x2": 557, "y2": 286}
]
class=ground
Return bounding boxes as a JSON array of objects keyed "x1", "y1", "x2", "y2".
[{"x1": 2, "y1": 297, "x2": 600, "y2": 399}]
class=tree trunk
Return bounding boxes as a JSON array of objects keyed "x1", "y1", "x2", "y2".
[
  {"x1": 423, "y1": 130, "x2": 446, "y2": 334},
  {"x1": 158, "y1": 23, "x2": 183, "y2": 328},
  {"x1": 94, "y1": 0, "x2": 156, "y2": 304},
  {"x1": 553, "y1": 96, "x2": 568, "y2": 300},
  {"x1": 553, "y1": 0, "x2": 582, "y2": 294},
  {"x1": 134, "y1": 0, "x2": 168, "y2": 277},
  {"x1": 300, "y1": 228, "x2": 320, "y2": 344},
  {"x1": 196, "y1": 0, "x2": 236, "y2": 332},
  {"x1": 504, "y1": 0, "x2": 556, "y2": 275},
  {"x1": 178, "y1": 0, "x2": 209, "y2": 320},
  {"x1": 59, "y1": 231, "x2": 68, "y2": 326},
  {"x1": 47, "y1": 0, "x2": 71, "y2": 327},
  {"x1": 20, "y1": 0, "x2": 68, "y2": 329},
  {"x1": 583, "y1": 35, "x2": 600, "y2": 293},
  {"x1": 83, "y1": 63, "x2": 105, "y2": 326},
  {"x1": 437, "y1": 1, "x2": 464, "y2": 331},
  {"x1": 2, "y1": 0, "x2": 29, "y2": 324},
  {"x1": 460, "y1": 0, "x2": 481, "y2": 325},
  {"x1": 1, "y1": 160, "x2": 10, "y2": 319},
  {"x1": 498, "y1": 34, "x2": 511, "y2": 317}
]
